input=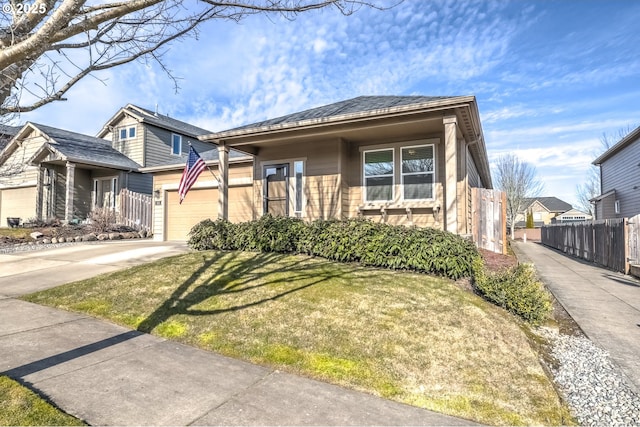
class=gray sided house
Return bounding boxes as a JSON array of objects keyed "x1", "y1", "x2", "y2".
[
  {"x1": 96, "y1": 104, "x2": 213, "y2": 167},
  {"x1": 592, "y1": 125, "x2": 640, "y2": 219},
  {"x1": 0, "y1": 104, "x2": 213, "y2": 226}
]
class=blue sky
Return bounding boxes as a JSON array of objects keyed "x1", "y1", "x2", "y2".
[{"x1": 17, "y1": 0, "x2": 640, "y2": 208}]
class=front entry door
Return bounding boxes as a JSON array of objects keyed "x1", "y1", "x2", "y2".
[{"x1": 264, "y1": 164, "x2": 289, "y2": 216}]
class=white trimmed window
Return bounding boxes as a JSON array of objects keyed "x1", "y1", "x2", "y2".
[
  {"x1": 614, "y1": 200, "x2": 621, "y2": 214},
  {"x1": 294, "y1": 160, "x2": 304, "y2": 216},
  {"x1": 401, "y1": 145, "x2": 434, "y2": 200},
  {"x1": 172, "y1": 134, "x2": 182, "y2": 155},
  {"x1": 364, "y1": 149, "x2": 394, "y2": 202},
  {"x1": 118, "y1": 126, "x2": 136, "y2": 141}
]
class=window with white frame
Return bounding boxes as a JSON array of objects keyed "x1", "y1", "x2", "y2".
[
  {"x1": 294, "y1": 160, "x2": 304, "y2": 216},
  {"x1": 614, "y1": 200, "x2": 620, "y2": 214},
  {"x1": 172, "y1": 134, "x2": 182, "y2": 155},
  {"x1": 118, "y1": 126, "x2": 136, "y2": 141},
  {"x1": 401, "y1": 145, "x2": 434, "y2": 200},
  {"x1": 364, "y1": 149, "x2": 394, "y2": 202}
]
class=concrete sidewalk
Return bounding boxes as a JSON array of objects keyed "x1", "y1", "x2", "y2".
[
  {"x1": 0, "y1": 242, "x2": 475, "y2": 426},
  {"x1": 512, "y1": 241, "x2": 640, "y2": 394}
]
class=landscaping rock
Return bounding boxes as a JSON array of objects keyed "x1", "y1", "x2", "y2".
[
  {"x1": 43, "y1": 239, "x2": 52, "y2": 244},
  {"x1": 97, "y1": 234, "x2": 108, "y2": 241},
  {"x1": 83, "y1": 233, "x2": 97, "y2": 242},
  {"x1": 108, "y1": 233, "x2": 123, "y2": 240},
  {"x1": 74, "y1": 236, "x2": 83, "y2": 242},
  {"x1": 138, "y1": 230, "x2": 147, "y2": 238},
  {"x1": 30, "y1": 231, "x2": 43, "y2": 239}
]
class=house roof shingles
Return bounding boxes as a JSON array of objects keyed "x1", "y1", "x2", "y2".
[
  {"x1": 126, "y1": 105, "x2": 212, "y2": 137},
  {"x1": 33, "y1": 123, "x2": 141, "y2": 170},
  {"x1": 227, "y1": 95, "x2": 456, "y2": 133},
  {"x1": 523, "y1": 197, "x2": 573, "y2": 213}
]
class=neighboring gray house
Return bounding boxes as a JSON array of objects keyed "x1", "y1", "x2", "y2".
[
  {"x1": 592, "y1": 125, "x2": 640, "y2": 219},
  {"x1": 0, "y1": 124, "x2": 20, "y2": 151},
  {"x1": 0, "y1": 105, "x2": 214, "y2": 225},
  {"x1": 96, "y1": 104, "x2": 213, "y2": 167}
]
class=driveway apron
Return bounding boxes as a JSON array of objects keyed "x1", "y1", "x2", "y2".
[
  {"x1": 0, "y1": 241, "x2": 475, "y2": 426},
  {"x1": 512, "y1": 241, "x2": 640, "y2": 394}
]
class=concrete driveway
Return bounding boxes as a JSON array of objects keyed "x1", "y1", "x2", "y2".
[{"x1": 0, "y1": 240, "x2": 189, "y2": 297}]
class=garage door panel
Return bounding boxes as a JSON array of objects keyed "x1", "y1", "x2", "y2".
[
  {"x1": 166, "y1": 189, "x2": 218, "y2": 241},
  {"x1": 0, "y1": 187, "x2": 37, "y2": 226}
]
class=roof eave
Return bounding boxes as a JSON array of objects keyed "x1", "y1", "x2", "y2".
[
  {"x1": 200, "y1": 95, "x2": 477, "y2": 142},
  {"x1": 140, "y1": 155, "x2": 253, "y2": 173},
  {"x1": 593, "y1": 125, "x2": 640, "y2": 165}
]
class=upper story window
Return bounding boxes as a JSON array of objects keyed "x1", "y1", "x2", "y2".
[
  {"x1": 118, "y1": 126, "x2": 136, "y2": 141},
  {"x1": 401, "y1": 145, "x2": 434, "y2": 200},
  {"x1": 363, "y1": 149, "x2": 394, "y2": 202},
  {"x1": 172, "y1": 134, "x2": 182, "y2": 155}
]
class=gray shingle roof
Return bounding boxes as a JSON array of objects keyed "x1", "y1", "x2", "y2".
[
  {"x1": 227, "y1": 96, "x2": 456, "y2": 132},
  {"x1": 0, "y1": 124, "x2": 21, "y2": 150},
  {"x1": 127, "y1": 105, "x2": 211, "y2": 137},
  {"x1": 523, "y1": 197, "x2": 573, "y2": 213},
  {"x1": 33, "y1": 123, "x2": 141, "y2": 170}
]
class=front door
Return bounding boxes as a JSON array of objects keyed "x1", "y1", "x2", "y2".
[{"x1": 263, "y1": 164, "x2": 289, "y2": 216}]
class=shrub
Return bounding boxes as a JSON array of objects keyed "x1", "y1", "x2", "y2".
[
  {"x1": 188, "y1": 216, "x2": 480, "y2": 280},
  {"x1": 188, "y1": 218, "x2": 235, "y2": 251},
  {"x1": 89, "y1": 208, "x2": 116, "y2": 233},
  {"x1": 472, "y1": 258, "x2": 552, "y2": 325}
]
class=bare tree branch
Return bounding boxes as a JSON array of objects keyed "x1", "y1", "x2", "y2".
[
  {"x1": 493, "y1": 154, "x2": 544, "y2": 239},
  {"x1": 1, "y1": 0, "x2": 386, "y2": 116}
]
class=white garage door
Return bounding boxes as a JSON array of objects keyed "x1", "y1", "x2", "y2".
[
  {"x1": 165, "y1": 188, "x2": 218, "y2": 241},
  {"x1": 0, "y1": 186, "x2": 37, "y2": 227}
]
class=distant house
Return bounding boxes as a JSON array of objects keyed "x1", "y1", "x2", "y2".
[
  {"x1": 555, "y1": 208, "x2": 592, "y2": 223},
  {"x1": 592, "y1": 125, "x2": 640, "y2": 219},
  {"x1": 515, "y1": 197, "x2": 574, "y2": 228},
  {"x1": 0, "y1": 105, "x2": 213, "y2": 226},
  {"x1": 147, "y1": 95, "x2": 496, "y2": 242}
]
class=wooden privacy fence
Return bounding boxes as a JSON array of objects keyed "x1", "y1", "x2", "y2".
[
  {"x1": 119, "y1": 188, "x2": 152, "y2": 231},
  {"x1": 471, "y1": 188, "x2": 507, "y2": 254},
  {"x1": 541, "y1": 214, "x2": 640, "y2": 274}
]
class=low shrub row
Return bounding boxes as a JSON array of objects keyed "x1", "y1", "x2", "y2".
[
  {"x1": 472, "y1": 258, "x2": 552, "y2": 326},
  {"x1": 188, "y1": 215, "x2": 480, "y2": 280},
  {"x1": 188, "y1": 215, "x2": 553, "y2": 325}
]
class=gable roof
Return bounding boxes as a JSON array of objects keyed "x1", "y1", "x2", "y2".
[
  {"x1": 593, "y1": 124, "x2": 640, "y2": 165},
  {"x1": 0, "y1": 124, "x2": 21, "y2": 151},
  {"x1": 227, "y1": 96, "x2": 456, "y2": 132},
  {"x1": 523, "y1": 197, "x2": 572, "y2": 213},
  {"x1": 97, "y1": 104, "x2": 211, "y2": 139},
  {"x1": 19, "y1": 123, "x2": 141, "y2": 170}
]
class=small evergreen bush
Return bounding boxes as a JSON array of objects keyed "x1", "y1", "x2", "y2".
[
  {"x1": 188, "y1": 218, "x2": 235, "y2": 251},
  {"x1": 472, "y1": 258, "x2": 552, "y2": 325}
]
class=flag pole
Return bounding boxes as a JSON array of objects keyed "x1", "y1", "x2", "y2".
[{"x1": 189, "y1": 142, "x2": 220, "y2": 183}]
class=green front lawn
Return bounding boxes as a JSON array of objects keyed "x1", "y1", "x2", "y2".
[
  {"x1": 23, "y1": 251, "x2": 575, "y2": 426},
  {"x1": 0, "y1": 376, "x2": 84, "y2": 426}
]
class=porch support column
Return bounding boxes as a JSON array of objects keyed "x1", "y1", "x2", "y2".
[
  {"x1": 36, "y1": 167, "x2": 44, "y2": 220},
  {"x1": 443, "y1": 115, "x2": 458, "y2": 233},
  {"x1": 218, "y1": 141, "x2": 229, "y2": 220},
  {"x1": 65, "y1": 162, "x2": 75, "y2": 222}
]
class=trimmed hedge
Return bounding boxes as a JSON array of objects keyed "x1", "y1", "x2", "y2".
[
  {"x1": 472, "y1": 258, "x2": 552, "y2": 326},
  {"x1": 188, "y1": 216, "x2": 480, "y2": 280}
]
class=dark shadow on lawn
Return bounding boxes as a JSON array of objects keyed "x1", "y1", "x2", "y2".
[{"x1": 136, "y1": 251, "x2": 347, "y2": 334}]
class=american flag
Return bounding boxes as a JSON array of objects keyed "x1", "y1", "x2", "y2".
[{"x1": 178, "y1": 146, "x2": 207, "y2": 204}]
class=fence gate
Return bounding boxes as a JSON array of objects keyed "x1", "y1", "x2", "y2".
[
  {"x1": 471, "y1": 188, "x2": 507, "y2": 254},
  {"x1": 118, "y1": 188, "x2": 152, "y2": 232}
]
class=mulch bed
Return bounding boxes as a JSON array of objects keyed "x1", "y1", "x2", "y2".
[{"x1": 479, "y1": 248, "x2": 518, "y2": 273}]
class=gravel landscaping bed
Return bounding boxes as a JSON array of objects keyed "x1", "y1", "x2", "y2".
[{"x1": 538, "y1": 327, "x2": 640, "y2": 426}]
